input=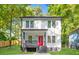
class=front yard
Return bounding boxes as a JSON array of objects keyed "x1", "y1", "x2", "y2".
[
  {"x1": 49, "y1": 48, "x2": 79, "y2": 55},
  {"x1": 0, "y1": 45, "x2": 79, "y2": 55},
  {"x1": 0, "y1": 45, "x2": 33, "y2": 55}
]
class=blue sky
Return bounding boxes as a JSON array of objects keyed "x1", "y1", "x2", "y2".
[{"x1": 31, "y1": 4, "x2": 48, "y2": 14}]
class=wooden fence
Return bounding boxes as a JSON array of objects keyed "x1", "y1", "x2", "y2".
[{"x1": 0, "y1": 40, "x2": 21, "y2": 47}]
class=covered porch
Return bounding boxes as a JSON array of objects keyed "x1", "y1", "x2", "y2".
[{"x1": 21, "y1": 29, "x2": 47, "y2": 52}]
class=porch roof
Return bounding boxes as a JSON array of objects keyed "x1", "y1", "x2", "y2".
[{"x1": 21, "y1": 29, "x2": 48, "y2": 31}]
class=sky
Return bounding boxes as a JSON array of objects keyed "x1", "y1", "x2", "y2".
[{"x1": 31, "y1": 4, "x2": 48, "y2": 14}]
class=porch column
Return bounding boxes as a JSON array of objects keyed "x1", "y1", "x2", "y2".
[
  {"x1": 21, "y1": 30, "x2": 23, "y2": 45},
  {"x1": 44, "y1": 32, "x2": 46, "y2": 46}
]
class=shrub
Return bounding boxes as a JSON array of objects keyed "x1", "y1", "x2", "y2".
[
  {"x1": 11, "y1": 36, "x2": 17, "y2": 40},
  {"x1": 0, "y1": 31, "x2": 8, "y2": 41}
]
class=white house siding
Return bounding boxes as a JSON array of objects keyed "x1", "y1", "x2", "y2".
[
  {"x1": 56, "y1": 35, "x2": 61, "y2": 51},
  {"x1": 46, "y1": 20, "x2": 61, "y2": 51},
  {"x1": 22, "y1": 18, "x2": 48, "y2": 29},
  {"x1": 41, "y1": 20, "x2": 48, "y2": 29},
  {"x1": 34, "y1": 20, "x2": 41, "y2": 29},
  {"x1": 21, "y1": 17, "x2": 61, "y2": 51},
  {"x1": 22, "y1": 20, "x2": 26, "y2": 29},
  {"x1": 56, "y1": 20, "x2": 61, "y2": 49},
  {"x1": 34, "y1": 20, "x2": 47, "y2": 29}
]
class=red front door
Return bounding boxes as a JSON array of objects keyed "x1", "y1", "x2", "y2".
[{"x1": 37, "y1": 35, "x2": 44, "y2": 46}]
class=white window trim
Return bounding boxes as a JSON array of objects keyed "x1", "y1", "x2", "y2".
[
  {"x1": 26, "y1": 20, "x2": 34, "y2": 29},
  {"x1": 26, "y1": 20, "x2": 29, "y2": 28},
  {"x1": 51, "y1": 36, "x2": 56, "y2": 43},
  {"x1": 51, "y1": 20, "x2": 56, "y2": 28},
  {"x1": 30, "y1": 20, "x2": 34, "y2": 29},
  {"x1": 47, "y1": 36, "x2": 51, "y2": 43},
  {"x1": 48, "y1": 20, "x2": 51, "y2": 28},
  {"x1": 23, "y1": 32, "x2": 25, "y2": 40}
]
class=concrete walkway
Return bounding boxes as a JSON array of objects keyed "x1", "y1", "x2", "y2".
[{"x1": 33, "y1": 52, "x2": 50, "y2": 55}]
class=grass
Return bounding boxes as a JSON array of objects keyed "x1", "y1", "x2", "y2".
[
  {"x1": 49, "y1": 48, "x2": 79, "y2": 55},
  {"x1": 0, "y1": 45, "x2": 79, "y2": 55},
  {"x1": 0, "y1": 45, "x2": 34, "y2": 55}
]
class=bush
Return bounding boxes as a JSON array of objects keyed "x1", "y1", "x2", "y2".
[
  {"x1": 0, "y1": 31, "x2": 8, "y2": 41},
  {"x1": 11, "y1": 36, "x2": 17, "y2": 40}
]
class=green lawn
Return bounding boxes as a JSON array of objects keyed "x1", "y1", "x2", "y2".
[
  {"x1": 0, "y1": 45, "x2": 33, "y2": 55},
  {"x1": 0, "y1": 45, "x2": 79, "y2": 55},
  {"x1": 49, "y1": 48, "x2": 79, "y2": 55}
]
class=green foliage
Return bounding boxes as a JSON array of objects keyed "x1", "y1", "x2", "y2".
[
  {"x1": 11, "y1": 36, "x2": 17, "y2": 40},
  {"x1": 48, "y1": 4, "x2": 79, "y2": 47},
  {"x1": 0, "y1": 31, "x2": 8, "y2": 41},
  {"x1": 0, "y1": 5, "x2": 36, "y2": 40},
  {"x1": 33, "y1": 6, "x2": 42, "y2": 16},
  {"x1": 0, "y1": 4, "x2": 42, "y2": 41}
]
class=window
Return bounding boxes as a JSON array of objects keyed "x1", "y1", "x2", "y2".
[
  {"x1": 52, "y1": 20, "x2": 55, "y2": 28},
  {"x1": 26, "y1": 21, "x2": 34, "y2": 28},
  {"x1": 52, "y1": 36, "x2": 55, "y2": 43},
  {"x1": 23, "y1": 32, "x2": 25, "y2": 39},
  {"x1": 48, "y1": 36, "x2": 51, "y2": 43},
  {"x1": 30, "y1": 21, "x2": 34, "y2": 28},
  {"x1": 28, "y1": 35, "x2": 32, "y2": 43},
  {"x1": 48, "y1": 21, "x2": 51, "y2": 28},
  {"x1": 26, "y1": 21, "x2": 29, "y2": 28}
]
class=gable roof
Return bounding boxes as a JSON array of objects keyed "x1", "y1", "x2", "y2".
[{"x1": 69, "y1": 28, "x2": 79, "y2": 35}]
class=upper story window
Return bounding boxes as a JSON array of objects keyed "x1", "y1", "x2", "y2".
[
  {"x1": 52, "y1": 20, "x2": 55, "y2": 28},
  {"x1": 26, "y1": 21, "x2": 34, "y2": 28},
  {"x1": 48, "y1": 20, "x2": 56, "y2": 28},
  {"x1": 30, "y1": 21, "x2": 34, "y2": 28},
  {"x1": 48, "y1": 21, "x2": 51, "y2": 28},
  {"x1": 26, "y1": 21, "x2": 29, "y2": 28}
]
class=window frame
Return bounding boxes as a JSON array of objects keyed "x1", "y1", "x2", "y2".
[
  {"x1": 52, "y1": 36, "x2": 55, "y2": 43},
  {"x1": 48, "y1": 21, "x2": 51, "y2": 28},
  {"x1": 52, "y1": 20, "x2": 55, "y2": 28},
  {"x1": 23, "y1": 32, "x2": 25, "y2": 40},
  {"x1": 28, "y1": 35, "x2": 32, "y2": 43},
  {"x1": 30, "y1": 21, "x2": 34, "y2": 28},
  {"x1": 47, "y1": 36, "x2": 51, "y2": 43},
  {"x1": 26, "y1": 21, "x2": 29, "y2": 28}
]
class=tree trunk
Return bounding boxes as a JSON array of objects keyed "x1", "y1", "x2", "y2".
[
  {"x1": 9, "y1": 9, "x2": 13, "y2": 47},
  {"x1": 62, "y1": 34, "x2": 68, "y2": 48},
  {"x1": 9, "y1": 18, "x2": 12, "y2": 47}
]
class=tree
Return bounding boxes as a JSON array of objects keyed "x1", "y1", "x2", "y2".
[
  {"x1": 33, "y1": 6, "x2": 42, "y2": 16},
  {"x1": 48, "y1": 4, "x2": 79, "y2": 47},
  {"x1": 0, "y1": 5, "x2": 34, "y2": 47}
]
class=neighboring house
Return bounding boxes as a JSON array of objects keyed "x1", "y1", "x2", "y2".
[
  {"x1": 20, "y1": 16, "x2": 62, "y2": 52},
  {"x1": 69, "y1": 28, "x2": 79, "y2": 49}
]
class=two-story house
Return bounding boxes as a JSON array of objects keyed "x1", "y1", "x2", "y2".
[{"x1": 20, "y1": 16, "x2": 62, "y2": 52}]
